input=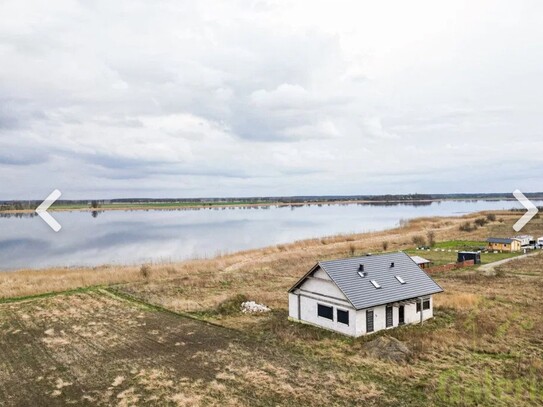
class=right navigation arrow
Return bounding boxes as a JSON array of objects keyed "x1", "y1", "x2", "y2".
[{"x1": 512, "y1": 189, "x2": 538, "y2": 232}]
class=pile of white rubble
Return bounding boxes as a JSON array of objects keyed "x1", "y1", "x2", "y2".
[{"x1": 240, "y1": 301, "x2": 271, "y2": 313}]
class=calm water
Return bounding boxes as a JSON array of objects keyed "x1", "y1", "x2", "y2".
[{"x1": 0, "y1": 200, "x2": 538, "y2": 271}]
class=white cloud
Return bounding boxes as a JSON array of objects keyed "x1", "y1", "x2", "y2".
[{"x1": 1, "y1": 0, "x2": 542, "y2": 198}]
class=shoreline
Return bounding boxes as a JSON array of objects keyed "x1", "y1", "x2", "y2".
[
  {"x1": 0, "y1": 209, "x2": 520, "y2": 274},
  {"x1": 0, "y1": 209, "x2": 525, "y2": 299},
  {"x1": 0, "y1": 196, "x2": 533, "y2": 215},
  {"x1": 0, "y1": 208, "x2": 520, "y2": 274}
]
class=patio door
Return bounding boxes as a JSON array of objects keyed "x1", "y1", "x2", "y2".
[
  {"x1": 399, "y1": 305, "x2": 405, "y2": 325},
  {"x1": 386, "y1": 306, "x2": 393, "y2": 327},
  {"x1": 366, "y1": 310, "x2": 374, "y2": 332}
]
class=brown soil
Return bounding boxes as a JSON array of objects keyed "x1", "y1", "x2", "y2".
[{"x1": 0, "y1": 290, "x2": 386, "y2": 406}]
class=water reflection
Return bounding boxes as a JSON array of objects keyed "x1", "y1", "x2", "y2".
[
  {"x1": 0, "y1": 199, "x2": 538, "y2": 271},
  {"x1": 0, "y1": 212, "x2": 38, "y2": 219}
]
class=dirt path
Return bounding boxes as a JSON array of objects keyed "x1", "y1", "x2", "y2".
[{"x1": 478, "y1": 251, "x2": 541, "y2": 275}]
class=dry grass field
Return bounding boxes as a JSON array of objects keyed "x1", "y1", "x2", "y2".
[
  {"x1": 0, "y1": 210, "x2": 542, "y2": 406},
  {"x1": 113, "y1": 211, "x2": 543, "y2": 406},
  {"x1": 0, "y1": 289, "x2": 388, "y2": 406}
]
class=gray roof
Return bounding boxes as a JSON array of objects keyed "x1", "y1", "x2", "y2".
[
  {"x1": 290, "y1": 252, "x2": 443, "y2": 310},
  {"x1": 487, "y1": 237, "x2": 513, "y2": 244}
]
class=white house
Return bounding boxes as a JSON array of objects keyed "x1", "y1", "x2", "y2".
[{"x1": 288, "y1": 252, "x2": 443, "y2": 337}]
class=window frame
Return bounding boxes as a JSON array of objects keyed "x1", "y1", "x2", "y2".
[
  {"x1": 366, "y1": 309, "x2": 374, "y2": 332},
  {"x1": 317, "y1": 303, "x2": 334, "y2": 320},
  {"x1": 385, "y1": 305, "x2": 393, "y2": 328},
  {"x1": 336, "y1": 308, "x2": 349, "y2": 325},
  {"x1": 423, "y1": 299, "x2": 430, "y2": 310},
  {"x1": 417, "y1": 298, "x2": 431, "y2": 312}
]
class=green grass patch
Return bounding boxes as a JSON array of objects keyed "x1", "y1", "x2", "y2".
[
  {"x1": 433, "y1": 240, "x2": 486, "y2": 250},
  {"x1": 406, "y1": 240, "x2": 524, "y2": 266}
]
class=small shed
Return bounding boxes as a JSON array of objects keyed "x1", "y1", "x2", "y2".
[
  {"x1": 487, "y1": 238, "x2": 521, "y2": 252},
  {"x1": 457, "y1": 251, "x2": 481, "y2": 264},
  {"x1": 409, "y1": 255, "x2": 432, "y2": 269}
]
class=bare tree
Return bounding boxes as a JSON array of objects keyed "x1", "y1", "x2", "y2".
[
  {"x1": 412, "y1": 235, "x2": 426, "y2": 247},
  {"x1": 427, "y1": 230, "x2": 436, "y2": 247}
]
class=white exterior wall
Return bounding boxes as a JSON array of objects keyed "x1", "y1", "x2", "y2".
[
  {"x1": 289, "y1": 266, "x2": 437, "y2": 337},
  {"x1": 288, "y1": 293, "x2": 300, "y2": 319},
  {"x1": 288, "y1": 267, "x2": 357, "y2": 336},
  {"x1": 355, "y1": 296, "x2": 434, "y2": 336},
  {"x1": 296, "y1": 293, "x2": 356, "y2": 336}
]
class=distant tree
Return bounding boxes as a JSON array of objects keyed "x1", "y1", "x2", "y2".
[
  {"x1": 486, "y1": 213, "x2": 497, "y2": 222},
  {"x1": 90, "y1": 200, "x2": 100, "y2": 209},
  {"x1": 474, "y1": 218, "x2": 488, "y2": 227},
  {"x1": 412, "y1": 235, "x2": 426, "y2": 247},
  {"x1": 427, "y1": 230, "x2": 436, "y2": 247},
  {"x1": 459, "y1": 222, "x2": 477, "y2": 232}
]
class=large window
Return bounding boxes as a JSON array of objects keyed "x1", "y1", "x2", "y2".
[
  {"x1": 317, "y1": 304, "x2": 333, "y2": 320},
  {"x1": 337, "y1": 309, "x2": 349, "y2": 325}
]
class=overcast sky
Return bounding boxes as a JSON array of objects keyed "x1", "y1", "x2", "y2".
[{"x1": 1, "y1": 0, "x2": 542, "y2": 199}]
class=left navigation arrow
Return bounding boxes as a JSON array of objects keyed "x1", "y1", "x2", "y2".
[{"x1": 36, "y1": 189, "x2": 62, "y2": 232}]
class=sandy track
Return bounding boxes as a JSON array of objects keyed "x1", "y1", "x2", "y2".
[{"x1": 478, "y1": 251, "x2": 541, "y2": 275}]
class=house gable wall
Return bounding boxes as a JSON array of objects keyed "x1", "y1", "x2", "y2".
[
  {"x1": 289, "y1": 267, "x2": 356, "y2": 336},
  {"x1": 297, "y1": 267, "x2": 349, "y2": 301}
]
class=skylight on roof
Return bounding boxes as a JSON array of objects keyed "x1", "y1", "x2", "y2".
[
  {"x1": 358, "y1": 271, "x2": 367, "y2": 278},
  {"x1": 370, "y1": 280, "x2": 381, "y2": 289},
  {"x1": 395, "y1": 275, "x2": 406, "y2": 284}
]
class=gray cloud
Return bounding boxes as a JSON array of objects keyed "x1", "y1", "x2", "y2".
[{"x1": 0, "y1": 0, "x2": 542, "y2": 198}]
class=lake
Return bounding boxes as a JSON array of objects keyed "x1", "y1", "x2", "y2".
[{"x1": 0, "y1": 199, "x2": 539, "y2": 271}]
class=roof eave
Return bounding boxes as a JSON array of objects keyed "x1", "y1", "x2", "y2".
[
  {"x1": 353, "y1": 287, "x2": 444, "y2": 311},
  {"x1": 287, "y1": 263, "x2": 320, "y2": 293}
]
